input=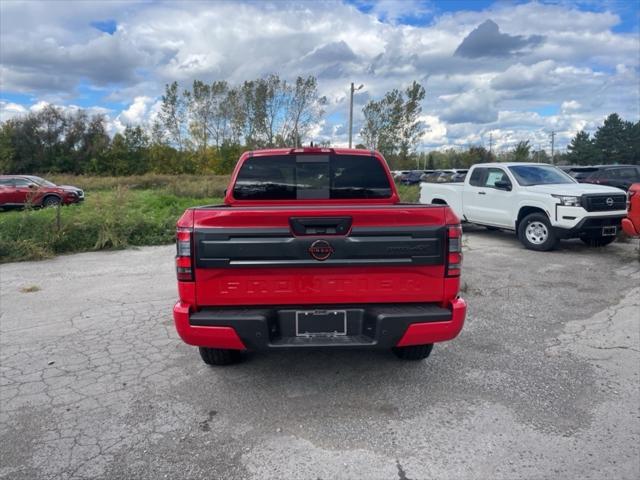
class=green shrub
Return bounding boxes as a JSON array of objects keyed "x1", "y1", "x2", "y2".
[
  {"x1": 396, "y1": 183, "x2": 420, "y2": 203},
  {"x1": 0, "y1": 189, "x2": 222, "y2": 263}
]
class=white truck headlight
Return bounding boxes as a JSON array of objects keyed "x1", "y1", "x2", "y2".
[{"x1": 552, "y1": 194, "x2": 580, "y2": 207}]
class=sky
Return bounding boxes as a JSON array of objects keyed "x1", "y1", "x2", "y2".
[{"x1": 0, "y1": 0, "x2": 638, "y2": 153}]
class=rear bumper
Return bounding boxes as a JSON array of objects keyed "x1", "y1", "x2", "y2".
[
  {"x1": 622, "y1": 218, "x2": 640, "y2": 237},
  {"x1": 173, "y1": 298, "x2": 467, "y2": 350}
]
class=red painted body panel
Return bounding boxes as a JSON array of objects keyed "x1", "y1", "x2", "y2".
[
  {"x1": 190, "y1": 205, "x2": 448, "y2": 307},
  {"x1": 622, "y1": 183, "x2": 640, "y2": 237},
  {"x1": 173, "y1": 302, "x2": 246, "y2": 349},
  {"x1": 195, "y1": 266, "x2": 445, "y2": 306},
  {"x1": 396, "y1": 297, "x2": 467, "y2": 346}
]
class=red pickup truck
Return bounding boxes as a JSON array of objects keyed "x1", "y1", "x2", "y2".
[{"x1": 173, "y1": 148, "x2": 467, "y2": 365}]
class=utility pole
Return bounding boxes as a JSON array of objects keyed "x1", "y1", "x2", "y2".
[
  {"x1": 489, "y1": 133, "x2": 493, "y2": 154},
  {"x1": 348, "y1": 82, "x2": 363, "y2": 148},
  {"x1": 550, "y1": 131, "x2": 556, "y2": 164}
]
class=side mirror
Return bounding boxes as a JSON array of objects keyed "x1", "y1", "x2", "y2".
[
  {"x1": 495, "y1": 180, "x2": 512, "y2": 191},
  {"x1": 28, "y1": 184, "x2": 37, "y2": 189}
]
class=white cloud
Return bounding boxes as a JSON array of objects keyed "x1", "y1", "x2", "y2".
[
  {"x1": 0, "y1": 101, "x2": 28, "y2": 122},
  {"x1": 419, "y1": 115, "x2": 448, "y2": 147},
  {"x1": 561, "y1": 100, "x2": 581, "y2": 113},
  {"x1": 490, "y1": 61, "x2": 556, "y2": 91},
  {"x1": 0, "y1": 0, "x2": 638, "y2": 151},
  {"x1": 111, "y1": 97, "x2": 161, "y2": 134},
  {"x1": 441, "y1": 89, "x2": 499, "y2": 124}
]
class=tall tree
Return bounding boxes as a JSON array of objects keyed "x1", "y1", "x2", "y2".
[
  {"x1": 285, "y1": 76, "x2": 326, "y2": 147},
  {"x1": 360, "y1": 89, "x2": 403, "y2": 158},
  {"x1": 209, "y1": 80, "x2": 231, "y2": 148},
  {"x1": 239, "y1": 80, "x2": 268, "y2": 148},
  {"x1": 626, "y1": 121, "x2": 640, "y2": 164},
  {"x1": 262, "y1": 74, "x2": 289, "y2": 147},
  {"x1": 224, "y1": 87, "x2": 246, "y2": 145},
  {"x1": 593, "y1": 113, "x2": 628, "y2": 163},
  {"x1": 512, "y1": 140, "x2": 531, "y2": 162},
  {"x1": 566, "y1": 130, "x2": 596, "y2": 165},
  {"x1": 399, "y1": 81, "x2": 426, "y2": 162},
  {"x1": 184, "y1": 80, "x2": 213, "y2": 155},
  {"x1": 360, "y1": 81, "x2": 425, "y2": 164},
  {"x1": 158, "y1": 81, "x2": 187, "y2": 151},
  {"x1": 0, "y1": 122, "x2": 16, "y2": 173}
]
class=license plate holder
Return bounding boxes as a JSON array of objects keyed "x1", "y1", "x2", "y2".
[
  {"x1": 295, "y1": 310, "x2": 347, "y2": 337},
  {"x1": 602, "y1": 226, "x2": 617, "y2": 236}
]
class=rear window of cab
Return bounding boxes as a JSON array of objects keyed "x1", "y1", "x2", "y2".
[{"x1": 232, "y1": 154, "x2": 392, "y2": 200}]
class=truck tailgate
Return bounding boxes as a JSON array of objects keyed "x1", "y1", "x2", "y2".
[{"x1": 191, "y1": 205, "x2": 447, "y2": 306}]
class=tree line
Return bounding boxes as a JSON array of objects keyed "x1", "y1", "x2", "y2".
[
  {"x1": 0, "y1": 75, "x2": 637, "y2": 176},
  {"x1": 386, "y1": 113, "x2": 639, "y2": 171},
  {"x1": 0, "y1": 74, "x2": 328, "y2": 175}
]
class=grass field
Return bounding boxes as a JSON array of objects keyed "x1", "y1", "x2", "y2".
[{"x1": 0, "y1": 174, "x2": 420, "y2": 263}]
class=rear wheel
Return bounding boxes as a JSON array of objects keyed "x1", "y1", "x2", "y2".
[
  {"x1": 517, "y1": 213, "x2": 558, "y2": 251},
  {"x1": 580, "y1": 235, "x2": 616, "y2": 247},
  {"x1": 392, "y1": 343, "x2": 433, "y2": 361},
  {"x1": 199, "y1": 347, "x2": 244, "y2": 366}
]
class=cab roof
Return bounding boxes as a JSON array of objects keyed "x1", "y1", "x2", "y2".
[{"x1": 247, "y1": 147, "x2": 377, "y2": 157}]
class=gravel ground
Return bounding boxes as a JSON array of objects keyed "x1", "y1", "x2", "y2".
[{"x1": 1, "y1": 227, "x2": 638, "y2": 480}]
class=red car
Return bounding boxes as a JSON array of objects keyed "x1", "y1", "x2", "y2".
[
  {"x1": 622, "y1": 183, "x2": 640, "y2": 237},
  {"x1": 173, "y1": 147, "x2": 467, "y2": 365},
  {"x1": 0, "y1": 175, "x2": 84, "y2": 209}
]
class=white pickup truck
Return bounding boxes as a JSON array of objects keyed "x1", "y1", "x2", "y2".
[{"x1": 420, "y1": 162, "x2": 627, "y2": 251}]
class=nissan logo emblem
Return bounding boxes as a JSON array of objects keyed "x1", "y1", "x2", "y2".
[
  {"x1": 605, "y1": 197, "x2": 614, "y2": 207},
  {"x1": 308, "y1": 240, "x2": 334, "y2": 261}
]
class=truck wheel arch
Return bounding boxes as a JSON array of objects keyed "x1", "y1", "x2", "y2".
[
  {"x1": 431, "y1": 198, "x2": 448, "y2": 205},
  {"x1": 516, "y1": 206, "x2": 547, "y2": 230}
]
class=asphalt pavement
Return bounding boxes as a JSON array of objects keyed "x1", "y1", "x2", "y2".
[{"x1": 1, "y1": 227, "x2": 638, "y2": 479}]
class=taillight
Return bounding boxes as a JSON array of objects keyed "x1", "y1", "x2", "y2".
[
  {"x1": 176, "y1": 227, "x2": 194, "y2": 281},
  {"x1": 447, "y1": 224, "x2": 463, "y2": 277}
]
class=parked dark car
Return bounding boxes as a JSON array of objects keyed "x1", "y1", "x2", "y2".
[
  {"x1": 450, "y1": 170, "x2": 468, "y2": 183},
  {"x1": 422, "y1": 169, "x2": 468, "y2": 183},
  {"x1": 400, "y1": 170, "x2": 424, "y2": 185},
  {"x1": 563, "y1": 165, "x2": 640, "y2": 191},
  {"x1": 422, "y1": 171, "x2": 444, "y2": 182},
  {"x1": 0, "y1": 175, "x2": 84, "y2": 209}
]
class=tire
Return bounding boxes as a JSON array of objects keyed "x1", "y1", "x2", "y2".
[
  {"x1": 392, "y1": 343, "x2": 433, "y2": 361},
  {"x1": 198, "y1": 347, "x2": 243, "y2": 366},
  {"x1": 42, "y1": 195, "x2": 61, "y2": 208},
  {"x1": 517, "y1": 213, "x2": 558, "y2": 251},
  {"x1": 580, "y1": 235, "x2": 616, "y2": 247}
]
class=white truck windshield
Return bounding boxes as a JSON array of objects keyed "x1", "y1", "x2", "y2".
[{"x1": 508, "y1": 165, "x2": 576, "y2": 186}]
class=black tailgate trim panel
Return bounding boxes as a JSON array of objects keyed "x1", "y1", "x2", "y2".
[{"x1": 194, "y1": 226, "x2": 445, "y2": 268}]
